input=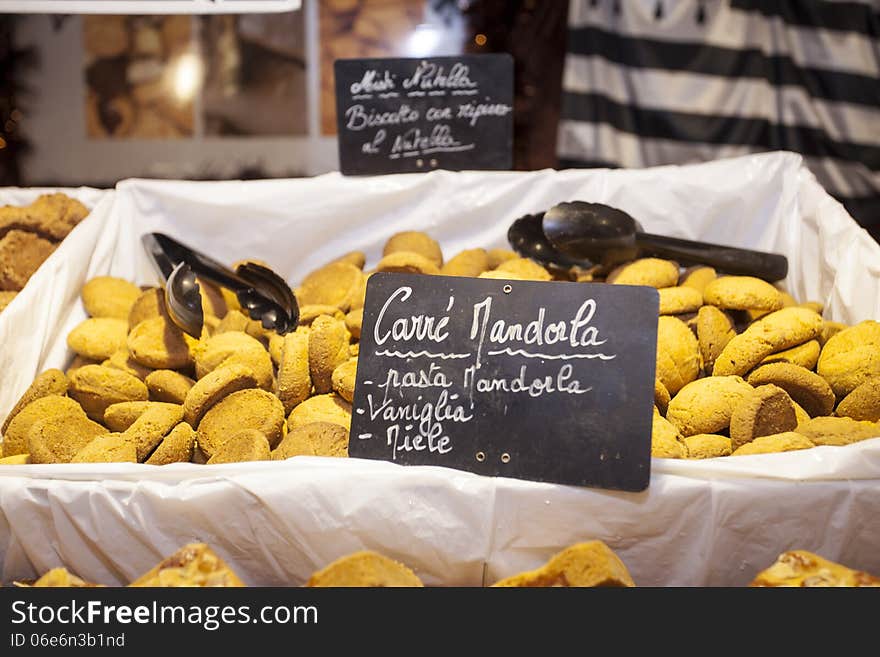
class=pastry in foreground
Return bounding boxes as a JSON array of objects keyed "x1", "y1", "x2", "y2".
[
  {"x1": 492, "y1": 540, "x2": 635, "y2": 587},
  {"x1": 750, "y1": 550, "x2": 880, "y2": 587},
  {"x1": 307, "y1": 550, "x2": 424, "y2": 587},
  {"x1": 129, "y1": 543, "x2": 245, "y2": 587}
]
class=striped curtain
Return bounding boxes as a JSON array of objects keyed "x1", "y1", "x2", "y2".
[{"x1": 557, "y1": 0, "x2": 880, "y2": 239}]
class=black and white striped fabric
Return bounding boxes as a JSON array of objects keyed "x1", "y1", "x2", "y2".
[{"x1": 557, "y1": 0, "x2": 880, "y2": 238}]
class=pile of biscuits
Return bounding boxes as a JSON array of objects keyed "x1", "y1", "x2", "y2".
[
  {"x1": 0, "y1": 193, "x2": 91, "y2": 314},
  {"x1": 0, "y1": 229, "x2": 878, "y2": 465}
]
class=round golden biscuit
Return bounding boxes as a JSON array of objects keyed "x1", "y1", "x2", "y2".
[
  {"x1": 276, "y1": 330, "x2": 311, "y2": 415},
  {"x1": 683, "y1": 434, "x2": 732, "y2": 459},
  {"x1": 309, "y1": 315, "x2": 351, "y2": 395},
  {"x1": 69, "y1": 365, "x2": 149, "y2": 421},
  {"x1": 696, "y1": 305, "x2": 736, "y2": 375},
  {"x1": 487, "y1": 248, "x2": 518, "y2": 269},
  {"x1": 71, "y1": 433, "x2": 137, "y2": 464},
  {"x1": 145, "y1": 370, "x2": 195, "y2": 404},
  {"x1": 81, "y1": 276, "x2": 142, "y2": 319},
  {"x1": 27, "y1": 413, "x2": 107, "y2": 464},
  {"x1": 306, "y1": 551, "x2": 424, "y2": 588},
  {"x1": 654, "y1": 378, "x2": 670, "y2": 416},
  {"x1": 493, "y1": 258, "x2": 552, "y2": 282},
  {"x1": 2, "y1": 368, "x2": 68, "y2": 435},
  {"x1": 795, "y1": 416, "x2": 879, "y2": 447},
  {"x1": 383, "y1": 231, "x2": 443, "y2": 268},
  {"x1": 288, "y1": 393, "x2": 352, "y2": 432},
  {"x1": 121, "y1": 402, "x2": 185, "y2": 461},
  {"x1": 818, "y1": 321, "x2": 847, "y2": 347},
  {"x1": 441, "y1": 248, "x2": 489, "y2": 277},
  {"x1": 679, "y1": 266, "x2": 716, "y2": 294},
  {"x1": 103, "y1": 348, "x2": 153, "y2": 381},
  {"x1": 127, "y1": 316, "x2": 194, "y2": 370},
  {"x1": 67, "y1": 317, "x2": 129, "y2": 361},
  {"x1": 268, "y1": 332, "x2": 285, "y2": 365},
  {"x1": 375, "y1": 251, "x2": 441, "y2": 275},
  {"x1": 344, "y1": 307, "x2": 363, "y2": 341},
  {"x1": 128, "y1": 288, "x2": 167, "y2": 330},
  {"x1": 712, "y1": 307, "x2": 823, "y2": 376},
  {"x1": 655, "y1": 316, "x2": 701, "y2": 396},
  {"x1": 608, "y1": 258, "x2": 679, "y2": 288},
  {"x1": 658, "y1": 287, "x2": 703, "y2": 315},
  {"x1": 298, "y1": 305, "x2": 346, "y2": 325},
  {"x1": 104, "y1": 400, "x2": 178, "y2": 432},
  {"x1": 2, "y1": 395, "x2": 83, "y2": 457},
  {"x1": 703, "y1": 276, "x2": 784, "y2": 311},
  {"x1": 816, "y1": 320, "x2": 880, "y2": 398},
  {"x1": 65, "y1": 355, "x2": 101, "y2": 377},
  {"x1": 192, "y1": 331, "x2": 273, "y2": 390},
  {"x1": 835, "y1": 376, "x2": 880, "y2": 422},
  {"x1": 145, "y1": 422, "x2": 196, "y2": 465},
  {"x1": 760, "y1": 339, "x2": 821, "y2": 370},
  {"x1": 731, "y1": 432, "x2": 814, "y2": 456},
  {"x1": 330, "y1": 250, "x2": 366, "y2": 270},
  {"x1": 332, "y1": 358, "x2": 358, "y2": 403},
  {"x1": 272, "y1": 422, "x2": 349, "y2": 460},
  {"x1": 747, "y1": 362, "x2": 835, "y2": 417},
  {"x1": 729, "y1": 384, "x2": 798, "y2": 451},
  {"x1": 215, "y1": 309, "x2": 250, "y2": 334},
  {"x1": 198, "y1": 388, "x2": 286, "y2": 457},
  {"x1": 651, "y1": 413, "x2": 687, "y2": 458},
  {"x1": 183, "y1": 363, "x2": 258, "y2": 428},
  {"x1": 665, "y1": 375, "x2": 754, "y2": 436},
  {"x1": 297, "y1": 262, "x2": 365, "y2": 311},
  {"x1": 206, "y1": 429, "x2": 271, "y2": 464}
]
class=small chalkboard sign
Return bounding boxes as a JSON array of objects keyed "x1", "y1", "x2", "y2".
[
  {"x1": 349, "y1": 274, "x2": 660, "y2": 491},
  {"x1": 334, "y1": 55, "x2": 513, "y2": 175}
]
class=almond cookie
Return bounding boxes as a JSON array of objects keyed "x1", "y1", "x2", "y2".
[
  {"x1": 71, "y1": 433, "x2": 137, "y2": 464},
  {"x1": 287, "y1": 393, "x2": 352, "y2": 432},
  {"x1": 491, "y1": 541, "x2": 634, "y2": 588},
  {"x1": 651, "y1": 411, "x2": 687, "y2": 458},
  {"x1": 492, "y1": 257, "x2": 553, "y2": 282},
  {"x1": 0, "y1": 230, "x2": 56, "y2": 290},
  {"x1": 81, "y1": 276, "x2": 142, "y2": 320},
  {"x1": 731, "y1": 431, "x2": 814, "y2": 456},
  {"x1": 679, "y1": 266, "x2": 716, "y2": 294},
  {"x1": 65, "y1": 355, "x2": 101, "y2": 377},
  {"x1": 818, "y1": 321, "x2": 847, "y2": 347},
  {"x1": 703, "y1": 276, "x2": 784, "y2": 311},
  {"x1": 375, "y1": 251, "x2": 441, "y2": 275},
  {"x1": 127, "y1": 316, "x2": 194, "y2": 370},
  {"x1": 383, "y1": 231, "x2": 443, "y2": 268},
  {"x1": 268, "y1": 332, "x2": 285, "y2": 365},
  {"x1": 215, "y1": 309, "x2": 250, "y2": 334},
  {"x1": 441, "y1": 248, "x2": 489, "y2": 277},
  {"x1": 145, "y1": 422, "x2": 196, "y2": 465},
  {"x1": 192, "y1": 331, "x2": 273, "y2": 390},
  {"x1": 307, "y1": 551, "x2": 424, "y2": 588},
  {"x1": 103, "y1": 348, "x2": 153, "y2": 381},
  {"x1": 816, "y1": 320, "x2": 880, "y2": 398},
  {"x1": 2, "y1": 395, "x2": 83, "y2": 457},
  {"x1": 272, "y1": 421, "x2": 349, "y2": 460},
  {"x1": 183, "y1": 363, "x2": 257, "y2": 427},
  {"x1": 760, "y1": 339, "x2": 821, "y2": 370},
  {"x1": 68, "y1": 365, "x2": 149, "y2": 421},
  {"x1": 206, "y1": 429, "x2": 271, "y2": 464},
  {"x1": 67, "y1": 317, "x2": 129, "y2": 361},
  {"x1": 104, "y1": 401, "x2": 178, "y2": 432},
  {"x1": 2, "y1": 368, "x2": 68, "y2": 435},
  {"x1": 654, "y1": 378, "x2": 670, "y2": 416},
  {"x1": 331, "y1": 358, "x2": 358, "y2": 403},
  {"x1": 297, "y1": 261, "x2": 365, "y2": 311},
  {"x1": 712, "y1": 307, "x2": 823, "y2": 376},
  {"x1": 665, "y1": 375, "x2": 754, "y2": 436},
  {"x1": 122, "y1": 402, "x2": 185, "y2": 461},
  {"x1": 747, "y1": 362, "x2": 835, "y2": 417},
  {"x1": 792, "y1": 401, "x2": 811, "y2": 425},
  {"x1": 487, "y1": 248, "x2": 518, "y2": 269},
  {"x1": 309, "y1": 315, "x2": 351, "y2": 395},
  {"x1": 608, "y1": 258, "x2": 678, "y2": 288},
  {"x1": 298, "y1": 305, "x2": 345, "y2": 325},
  {"x1": 198, "y1": 388, "x2": 286, "y2": 457},
  {"x1": 696, "y1": 305, "x2": 736, "y2": 374},
  {"x1": 655, "y1": 316, "x2": 700, "y2": 396},
  {"x1": 28, "y1": 413, "x2": 107, "y2": 464},
  {"x1": 330, "y1": 250, "x2": 366, "y2": 270},
  {"x1": 683, "y1": 434, "x2": 732, "y2": 459},
  {"x1": 345, "y1": 307, "x2": 363, "y2": 341},
  {"x1": 128, "y1": 287, "x2": 168, "y2": 330},
  {"x1": 276, "y1": 330, "x2": 312, "y2": 415},
  {"x1": 795, "y1": 416, "x2": 880, "y2": 447},
  {"x1": 835, "y1": 377, "x2": 880, "y2": 422},
  {"x1": 729, "y1": 384, "x2": 798, "y2": 451},
  {"x1": 145, "y1": 370, "x2": 195, "y2": 404},
  {"x1": 658, "y1": 286, "x2": 703, "y2": 315},
  {"x1": 798, "y1": 301, "x2": 824, "y2": 315}
]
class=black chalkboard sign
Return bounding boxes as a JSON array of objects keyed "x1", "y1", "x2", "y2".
[
  {"x1": 349, "y1": 274, "x2": 660, "y2": 491},
  {"x1": 334, "y1": 55, "x2": 513, "y2": 175}
]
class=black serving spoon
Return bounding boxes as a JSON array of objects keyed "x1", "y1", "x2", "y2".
[
  {"x1": 507, "y1": 212, "x2": 594, "y2": 270},
  {"x1": 539, "y1": 201, "x2": 789, "y2": 282},
  {"x1": 142, "y1": 232, "x2": 299, "y2": 338}
]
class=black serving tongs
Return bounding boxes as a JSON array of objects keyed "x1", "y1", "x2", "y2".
[
  {"x1": 142, "y1": 232, "x2": 299, "y2": 338},
  {"x1": 509, "y1": 201, "x2": 788, "y2": 282}
]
